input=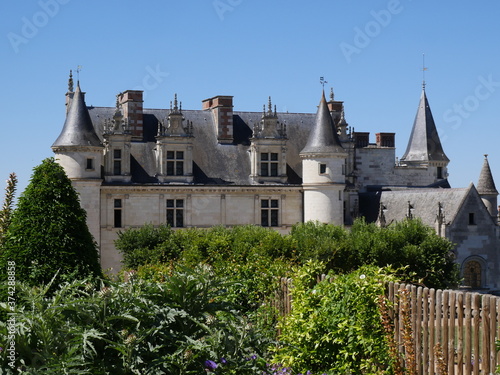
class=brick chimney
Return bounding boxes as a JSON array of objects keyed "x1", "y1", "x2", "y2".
[
  {"x1": 202, "y1": 95, "x2": 233, "y2": 144},
  {"x1": 119, "y1": 90, "x2": 144, "y2": 140},
  {"x1": 376, "y1": 132, "x2": 395, "y2": 147}
]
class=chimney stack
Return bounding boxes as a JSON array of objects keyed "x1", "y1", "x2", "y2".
[
  {"x1": 202, "y1": 95, "x2": 234, "y2": 144},
  {"x1": 119, "y1": 90, "x2": 144, "y2": 140}
]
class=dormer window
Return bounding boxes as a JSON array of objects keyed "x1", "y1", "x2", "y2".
[
  {"x1": 167, "y1": 151, "x2": 184, "y2": 176},
  {"x1": 261, "y1": 153, "x2": 278, "y2": 177},
  {"x1": 113, "y1": 149, "x2": 122, "y2": 175}
]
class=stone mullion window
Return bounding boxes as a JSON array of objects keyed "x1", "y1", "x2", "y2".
[
  {"x1": 261, "y1": 199, "x2": 279, "y2": 227},
  {"x1": 113, "y1": 149, "x2": 122, "y2": 175},
  {"x1": 167, "y1": 199, "x2": 184, "y2": 227},
  {"x1": 167, "y1": 151, "x2": 184, "y2": 176},
  {"x1": 260, "y1": 152, "x2": 279, "y2": 177}
]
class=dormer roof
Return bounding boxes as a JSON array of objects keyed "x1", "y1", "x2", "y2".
[
  {"x1": 401, "y1": 89, "x2": 448, "y2": 163},
  {"x1": 300, "y1": 91, "x2": 344, "y2": 155},
  {"x1": 52, "y1": 83, "x2": 102, "y2": 148},
  {"x1": 477, "y1": 154, "x2": 498, "y2": 195}
]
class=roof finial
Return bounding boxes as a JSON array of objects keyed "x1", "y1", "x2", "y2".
[
  {"x1": 320, "y1": 76, "x2": 328, "y2": 91},
  {"x1": 76, "y1": 65, "x2": 82, "y2": 85},
  {"x1": 268, "y1": 96, "x2": 272, "y2": 115},
  {"x1": 68, "y1": 70, "x2": 74, "y2": 92},
  {"x1": 330, "y1": 87, "x2": 334, "y2": 101},
  {"x1": 422, "y1": 53, "x2": 428, "y2": 91},
  {"x1": 173, "y1": 93, "x2": 178, "y2": 111},
  {"x1": 484, "y1": 154, "x2": 489, "y2": 159}
]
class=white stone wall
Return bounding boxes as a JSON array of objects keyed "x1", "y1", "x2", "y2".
[
  {"x1": 303, "y1": 186, "x2": 343, "y2": 225},
  {"x1": 98, "y1": 185, "x2": 303, "y2": 272},
  {"x1": 72, "y1": 180, "x2": 102, "y2": 246},
  {"x1": 355, "y1": 147, "x2": 442, "y2": 190},
  {"x1": 54, "y1": 150, "x2": 102, "y2": 180}
]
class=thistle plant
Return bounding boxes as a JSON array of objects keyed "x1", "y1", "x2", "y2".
[
  {"x1": 377, "y1": 294, "x2": 404, "y2": 375},
  {"x1": 400, "y1": 289, "x2": 417, "y2": 375},
  {"x1": 0, "y1": 172, "x2": 17, "y2": 246}
]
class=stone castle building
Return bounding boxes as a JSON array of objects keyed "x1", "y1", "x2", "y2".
[{"x1": 52, "y1": 73, "x2": 500, "y2": 292}]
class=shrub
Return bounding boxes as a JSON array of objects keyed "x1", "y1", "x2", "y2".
[
  {"x1": 0, "y1": 158, "x2": 101, "y2": 287},
  {"x1": 0, "y1": 267, "x2": 274, "y2": 374},
  {"x1": 272, "y1": 262, "x2": 399, "y2": 374}
]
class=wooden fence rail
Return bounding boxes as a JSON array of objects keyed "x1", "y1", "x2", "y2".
[{"x1": 274, "y1": 278, "x2": 500, "y2": 374}]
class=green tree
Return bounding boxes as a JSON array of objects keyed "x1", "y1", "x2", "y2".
[{"x1": 0, "y1": 158, "x2": 101, "y2": 286}]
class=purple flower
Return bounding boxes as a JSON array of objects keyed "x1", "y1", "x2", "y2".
[
  {"x1": 220, "y1": 357, "x2": 227, "y2": 364},
  {"x1": 204, "y1": 360, "x2": 218, "y2": 371}
]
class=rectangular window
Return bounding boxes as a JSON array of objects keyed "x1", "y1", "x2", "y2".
[
  {"x1": 167, "y1": 199, "x2": 184, "y2": 227},
  {"x1": 260, "y1": 153, "x2": 279, "y2": 177},
  {"x1": 166, "y1": 151, "x2": 184, "y2": 176},
  {"x1": 113, "y1": 149, "x2": 122, "y2": 175},
  {"x1": 261, "y1": 199, "x2": 279, "y2": 227},
  {"x1": 437, "y1": 167, "x2": 443, "y2": 179},
  {"x1": 319, "y1": 163, "x2": 327, "y2": 174},
  {"x1": 468, "y1": 213, "x2": 475, "y2": 225},
  {"x1": 114, "y1": 199, "x2": 122, "y2": 228},
  {"x1": 86, "y1": 158, "x2": 94, "y2": 170}
]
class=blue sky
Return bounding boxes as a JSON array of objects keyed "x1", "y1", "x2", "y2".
[{"x1": 1, "y1": 0, "x2": 500, "y2": 196}]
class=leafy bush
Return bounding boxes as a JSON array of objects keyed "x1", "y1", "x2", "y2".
[
  {"x1": 272, "y1": 262, "x2": 399, "y2": 374},
  {"x1": 0, "y1": 267, "x2": 274, "y2": 374}
]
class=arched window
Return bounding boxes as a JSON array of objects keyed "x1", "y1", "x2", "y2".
[{"x1": 463, "y1": 260, "x2": 482, "y2": 288}]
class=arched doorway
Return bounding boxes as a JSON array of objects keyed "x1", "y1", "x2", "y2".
[{"x1": 463, "y1": 260, "x2": 482, "y2": 288}]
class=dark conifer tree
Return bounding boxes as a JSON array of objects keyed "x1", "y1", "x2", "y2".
[{"x1": 0, "y1": 158, "x2": 101, "y2": 285}]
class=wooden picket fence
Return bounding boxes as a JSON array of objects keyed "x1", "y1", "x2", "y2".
[{"x1": 273, "y1": 278, "x2": 500, "y2": 374}]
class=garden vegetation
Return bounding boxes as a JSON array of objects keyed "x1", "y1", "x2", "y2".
[{"x1": 3, "y1": 159, "x2": 496, "y2": 374}]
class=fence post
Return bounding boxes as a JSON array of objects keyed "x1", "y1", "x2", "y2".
[
  {"x1": 456, "y1": 291, "x2": 464, "y2": 375},
  {"x1": 429, "y1": 288, "x2": 436, "y2": 375},
  {"x1": 481, "y1": 295, "x2": 490, "y2": 374},
  {"x1": 472, "y1": 293, "x2": 480, "y2": 375}
]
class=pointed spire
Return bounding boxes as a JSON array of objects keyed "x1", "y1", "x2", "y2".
[
  {"x1": 68, "y1": 70, "x2": 74, "y2": 93},
  {"x1": 400, "y1": 88, "x2": 449, "y2": 164},
  {"x1": 52, "y1": 83, "x2": 101, "y2": 148},
  {"x1": 173, "y1": 93, "x2": 178, "y2": 111},
  {"x1": 300, "y1": 91, "x2": 345, "y2": 154},
  {"x1": 477, "y1": 154, "x2": 498, "y2": 195}
]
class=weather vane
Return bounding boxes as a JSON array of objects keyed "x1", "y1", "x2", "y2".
[
  {"x1": 422, "y1": 54, "x2": 428, "y2": 90},
  {"x1": 76, "y1": 65, "x2": 83, "y2": 81},
  {"x1": 320, "y1": 76, "x2": 328, "y2": 90}
]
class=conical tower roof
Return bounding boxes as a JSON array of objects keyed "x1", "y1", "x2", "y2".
[
  {"x1": 401, "y1": 89, "x2": 448, "y2": 163},
  {"x1": 301, "y1": 91, "x2": 344, "y2": 154},
  {"x1": 477, "y1": 154, "x2": 498, "y2": 195},
  {"x1": 52, "y1": 82, "x2": 102, "y2": 148}
]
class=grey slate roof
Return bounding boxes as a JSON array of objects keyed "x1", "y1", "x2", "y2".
[
  {"x1": 52, "y1": 83, "x2": 102, "y2": 148},
  {"x1": 359, "y1": 186, "x2": 472, "y2": 227},
  {"x1": 477, "y1": 155, "x2": 498, "y2": 195},
  {"x1": 88, "y1": 105, "x2": 316, "y2": 185},
  {"x1": 300, "y1": 91, "x2": 345, "y2": 155},
  {"x1": 400, "y1": 89, "x2": 449, "y2": 163}
]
